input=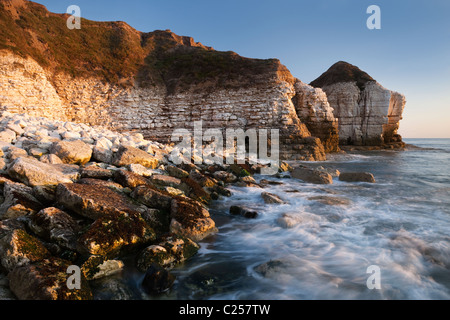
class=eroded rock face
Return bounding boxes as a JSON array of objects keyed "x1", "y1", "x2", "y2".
[{"x1": 311, "y1": 61, "x2": 406, "y2": 146}]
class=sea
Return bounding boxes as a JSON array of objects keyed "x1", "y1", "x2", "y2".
[{"x1": 106, "y1": 139, "x2": 450, "y2": 300}]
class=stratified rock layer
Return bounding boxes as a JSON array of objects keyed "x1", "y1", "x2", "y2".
[{"x1": 311, "y1": 61, "x2": 406, "y2": 147}]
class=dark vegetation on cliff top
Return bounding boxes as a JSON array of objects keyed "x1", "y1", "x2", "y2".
[
  {"x1": 310, "y1": 61, "x2": 375, "y2": 91},
  {"x1": 0, "y1": 0, "x2": 284, "y2": 92}
]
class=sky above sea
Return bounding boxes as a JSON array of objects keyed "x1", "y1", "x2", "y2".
[{"x1": 33, "y1": 0, "x2": 450, "y2": 138}]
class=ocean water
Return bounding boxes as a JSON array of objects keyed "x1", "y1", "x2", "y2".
[{"x1": 116, "y1": 139, "x2": 450, "y2": 300}]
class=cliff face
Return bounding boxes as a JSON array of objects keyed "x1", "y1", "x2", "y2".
[
  {"x1": 0, "y1": 0, "x2": 340, "y2": 161},
  {"x1": 310, "y1": 61, "x2": 406, "y2": 147}
]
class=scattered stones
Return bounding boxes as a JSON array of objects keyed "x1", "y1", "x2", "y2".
[
  {"x1": 339, "y1": 172, "x2": 376, "y2": 183},
  {"x1": 291, "y1": 167, "x2": 333, "y2": 184}
]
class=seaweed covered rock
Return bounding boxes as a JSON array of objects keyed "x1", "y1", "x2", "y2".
[
  {"x1": 113, "y1": 169, "x2": 150, "y2": 189},
  {"x1": 136, "y1": 235, "x2": 200, "y2": 272},
  {"x1": 28, "y1": 207, "x2": 80, "y2": 251},
  {"x1": 170, "y1": 198, "x2": 217, "y2": 241},
  {"x1": 0, "y1": 228, "x2": 50, "y2": 273},
  {"x1": 8, "y1": 258, "x2": 92, "y2": 300},
  {"x1": 78, "y1": 211, "x2": 156, "y2": 257},
  {"x1": 56, "y1": 183, "x2": 144, "y2": 220},
  {"x1": 131, "y1": 185, "x2": 173, "y2": 211}
]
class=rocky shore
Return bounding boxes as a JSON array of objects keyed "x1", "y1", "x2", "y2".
[{"x1": 0, "y1": 111, "x2": 300, "y2": 300}]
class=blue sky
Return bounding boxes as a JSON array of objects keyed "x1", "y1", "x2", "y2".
[{"x1": 34, "y1": 0, "x2": 450, "y2": 138}]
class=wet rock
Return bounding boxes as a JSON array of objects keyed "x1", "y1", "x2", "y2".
[
  {"x1": 28, "y1": 207, "x2": 79, "y2": 251},
  {"x1": 56, "y1": 183, "x2": 143, "y2": 220},
  {"x1": 0, "y1": 181, "x2": 43, "y2": 219},
  {"x1": 7, "y1": 157, "x2": 77, "y2": 187},
  {"x1": 131, "y1": 185, "x2": 173, "y2": 211},
  {"x1": 230, "y1": 205, "x2": 258, "y2": 219},
  {"x1": 91, "y1": 277, "x2": 136, "y2": 300},
  {"x1": 315, "y1": 166, "x2": 340, "y2": 177},
  {"x1": 291, "y1": 167, "x2": 333, "y2": 184},
  {"x1": 261, "y1": 192, "x2": 286, "y2": 204},
  {"x1": 308, "y1": 195, "x2": 351, "y2": 206},
  {"x1": 136, "y1": 235, "x2": 199, "y2": 272},
  {"x1": 78, "y1": 211, "x2": 156, "y2": 257},
  {"x1": 188, "y1": 169, "x2": 216, "y2": 188},
  {"x1": 113, "y1": 169, "x2": 150, "y2": 189},
  {"x1": 141, "y1": 208, "x2": 170, "y2": 236},
  {"x1": 229, "y1": 164, "x2": 253, "y2": 177},
  {"x1": 180, "y1": 177, "x2": 211, "y2": 205},
  {"x1": 0, "y1": 228, "x2": 50, "y2": 272},
  {"x1": 0, "y1": 273, "x2": 15, "y2": 300},
  {"x1": 213, "y1": 170, "x2": 237, "y2": 183},
  {"x1": 112, "y1": 145, "x2": 159, "y2": 169},
  {"x1": 170, "y1": 198, "x2": 217, "y2": 241},
  {"x1": 254, "y1": 259, "x2": 287, "y2": 277},
  {"x1": 141, "y1": 263, "x2": 176, "y2": 295},
  {"x1": 259, "y1": 179, "x2": 284, "y2": 186},
  {"x1": 8, "y1": 258, "x2": 92, "y2": 300},
  {"x1": 81, "y1": 255, "x2": 124, "y2": 280},
  {"x1": 50, "y1": 140, "x2": 92, "y2": 165},
  {"x1": 339, "y1": 172, "x2": 376, "y2": 183}
]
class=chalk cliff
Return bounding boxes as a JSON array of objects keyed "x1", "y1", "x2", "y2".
[
  {"x1": 0, "y1": 0, "x2": 340, "y2": 161},
  {"x1": 310, "y1": 61, "x2": 406, "y2": 147}
]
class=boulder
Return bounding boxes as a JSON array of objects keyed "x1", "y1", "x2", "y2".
[
  {"x1": 56, "y1": 183, "x2": 143, "y2": 220},
  {"x1": 213, "y1": 171, "x2": 237, "y2": 183},
  {"x1": 150, "y1": 174, "x2": 182, "y2": 189},
  {"x1": 113, "y1": 169, "x2": 150, "y2": 189},
  {"x1": 339, "y1": 172, "x2": 376, "y2": 183},
  {"x1": 229, "y1": 205, "x2": 258, "y2": 219},
  {"x1": 78, "y1": 178, "x2": 124, "y2": 192},
  {"x1": 112, "y1": 145, "x2": 159, "y2": 169},
  {"x1": 28, "y1": 207, "x2": 79, "y2": 251},
  {"x1": 7, "y1": 157, "x2": 78, "y2": 187},
  {"x1": 131, "y1": 185, "x2": 173, "y2": 211},
  {"x1": 136, "y1": 235, "x2": 199, "y2": 272},
  {"x1": 50, "y1": 140, "x2": 92, "y2": 165},
  {"x1": 80, "y1": 166, "x2": 113, "y2": 180},
  {"x1": 308, "y1": 195, "x2": 351, "y2": 206},
  {"x1": 0, "y1": 228, "x2": 50, "y2": 273},
  {"x1": 170, "y1": 199, "x2": 217, "y2": 241},
  {"x1": 39, "y1": 154, "x2": 63, "y2": 164},
  {"x1": 291, "y1": 167, "x2": 333, "y2": 184},
  {"x1": 8, "y1": 258, "x2": 92, "y2": 300},
  {"x1": 166, "y1": 165, "x2": 189, "y2": 179},
  {"x1": 0, "y1": 181, "x2": 44, "y2": 219},
  {"x1": 81, "y1": 256, "x2": 124, "y2": 281},
  {"x1": 261, "y1": 192, "x2": 286, "y2": 204},
  {"x1": 92, "y1": 146, "x2": 113, "y2": 164},
  {"x1": 128, "y1": 163, "x2": 153, "y2": 177},
  {"x1": 0, "y1": 129, "x2": 16, "y2": 143},
  {"x1": 78, "y1": 211, "x2": 156, "y2": 257},
  {"x1": 141, "y1": 263, "x2": 176, "y2": 295}
]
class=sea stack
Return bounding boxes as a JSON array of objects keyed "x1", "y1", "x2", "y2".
[{"x1": 310, "y1": 61, "x2": 406, "y2": 147}]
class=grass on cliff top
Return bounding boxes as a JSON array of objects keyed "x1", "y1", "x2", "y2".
[
  {"x1": 0, "y1": 1, "x2": 283, "y2": 91},
  {"x1": 310, "y1": 61, "x2": 375, "y2": 90}
]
